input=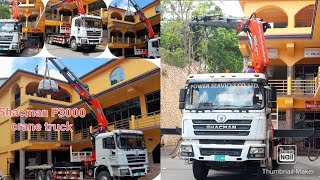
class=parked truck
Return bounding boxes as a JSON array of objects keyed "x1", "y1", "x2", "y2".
[
  {"x1": 178, "y1": 73, "x2": 278, "y2": 179},
  {"x1": 26, "y1": 129, "x2": 149, "y2": 180},
  {"x1": 45, "y1": 0, "x2": 103, "y2": 51},
  {"x1": 0, "y1": 0, "x2": 25, "y2": 55}
]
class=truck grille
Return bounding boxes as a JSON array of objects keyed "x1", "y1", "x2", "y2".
[
  {"x1": 0, "y1": 35, "x2": 13, "y2": 41},
  {"x1": 87, "y1": 30, "x2": 101, "y2": 37},
  {"x1": 192, "y1": 119, "x2": 252, "y2": 136},
  {"x1": 126, "y1": 154, "x2": 146, "y2": 163},
  {"x1": 200, "y1": 148, "x2": 242, "y2": 157},
  {"x1": 199, "y1": 139, "x2": 245, "y2": 145}
]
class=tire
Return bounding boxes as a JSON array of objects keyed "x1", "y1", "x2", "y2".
[
  {"x1": 193, "y1": 160, "x2": 208, "y2": 180},
  {"x1": 45, "y1": 170, "x2": 52, "y2": 180},
  {"x1": 97, "y1": 171, "x2": 112, "y2": 180},
  {"x1": 37, "y1": 170, "x2": 45, "y2": 180},
  {"x1": 88, "y1": 45, "x2": 96, "y2": 51},
  {"x1": 70, "y1": 39, "x2": 78, "y2": 51}
]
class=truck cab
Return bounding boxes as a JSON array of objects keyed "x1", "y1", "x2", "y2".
[
  {"x1": 0, "y1": 19, "x2": 23, "y2": 55},
  {"x1": 94, "y1": 130, "x2": 149, "y2": 179},
  {"x1": 70, "y1": 15, "x2": 103, "y2": 51},
  {"x1": 178, "y1": 73, "x2": 277, "y2": 179}
]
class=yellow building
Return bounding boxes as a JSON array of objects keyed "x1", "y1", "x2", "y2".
[
  {"x1": 0, "y1": 59, "x2": 160, "y2": 179},
  {"x1": 238, "y1": 0, "x2": 320, "y2": 152},
  {"x1": 44, "y1": 0, "x2": 160, "y2": 56},
  {"x1": 9, "y1": 0, "x2": 45, "y2": 46}
]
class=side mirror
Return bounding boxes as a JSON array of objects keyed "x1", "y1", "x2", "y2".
[
  {"x1": 268, "y1": 102, "x2": 277, "y2": 108},
  {"x1": 179, "y1": 89, "x2": 187, "y2": 110},
  {"x1": 270, "y1": 85, "x2": 277, "y2": 101},
  {"x1": 179, "y1": 89, "x2": 187, "y2": 102}
]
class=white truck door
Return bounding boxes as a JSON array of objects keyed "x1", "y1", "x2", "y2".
[{"x1": 96, "y1": 136, "x2": 117, "y2": 166}]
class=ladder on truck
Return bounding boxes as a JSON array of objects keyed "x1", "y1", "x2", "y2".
[{"x1": 271, "y1": 104, "x2": 279, "y2": 130}]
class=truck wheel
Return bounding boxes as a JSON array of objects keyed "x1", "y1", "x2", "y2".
[
  {"x1": 89, "y1": 45, "x2": 96, "y2": 51},
  {"x1": 37, "y1": 170, "x2": 45, "y2": 180},
  {"x1": 70, "y1": 39, "x2": 78, "y2": 51},
  {"x1": 193, "y1": 160, "x2": 208, "y2": 180},
  {"x1": 97, "y1": 171, "x2": 112, "y2": 180},
  {"x1": 45, "y1": 170, "x2": 52, "y2": 180}
]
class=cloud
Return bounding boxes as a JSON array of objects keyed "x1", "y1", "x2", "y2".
[{"x1": 0, "y1": 57, "x2": 18, "y2": 78}]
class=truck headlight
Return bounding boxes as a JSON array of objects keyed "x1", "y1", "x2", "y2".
[
  {"x1": 180, "y1": 145, "x2": 194, "y2": 157},
  {"x1": 12, "y1": 45, "x2": 18, "y2": 49},
  {"x1": 120, "y1": 169, "x2": 130, "y2": 175},
  {"x1": 248, "y1": 147, "x2": 265, "y2": 158},
  {"x1": 81, "y1": 39, "x2": 88, "y2": 44}
]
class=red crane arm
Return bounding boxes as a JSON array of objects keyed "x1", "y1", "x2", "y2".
[
  {"x1": 12, "y1": 0, "x2": 20, "y2": 20},
  {"x1": 238, "y1": 13, "x2": 270, "y2": 73},
  {"x1": 189, "y1": 13, "x2": 271, "y2": 73},
  {"x1": 48, "y1": 58, "x2": 108, "y2": 129},
  {"x1": 128, "y1": 0, "x2": 155, "y2": 39}
]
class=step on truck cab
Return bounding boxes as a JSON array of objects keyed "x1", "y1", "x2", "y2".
[
  {"x1": 0, "y1": 19, "x2": 24, "y2": 55},
  {"x1": 178, "y1": 73, "x2": 277, "y2": 180}
]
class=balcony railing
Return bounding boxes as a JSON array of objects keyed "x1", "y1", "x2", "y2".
[
  {"x1": 292, "y1": 80, "x2": 316, "y2": 95},
  {"x1": 268, "y1": 79, "x2": 316, "y2": 96},
  {"x1": 134, "y1": 111, "x2": 160, "y2": 129},
  {"x1": 73, "y1": 111, "x2": 161, "y2": 141},
  {"x1": 11, "y1": 131, "x2": 71, "y2": 144},
  {"x1": 268, "y1": 79, "x2": 287, "y2": 95},
  {"x1": 11, "y1": 98, "x2": 21, "y2": 109}
]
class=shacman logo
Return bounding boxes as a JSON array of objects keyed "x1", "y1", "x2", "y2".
[
  {"x1": 206, "y1": 125, "x2": 237, "y2": 130},
  {"x1": 277, "y1": 145, "x2": 297, "y2": 164}
]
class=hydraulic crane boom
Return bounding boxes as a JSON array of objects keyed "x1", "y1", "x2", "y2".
[
  {"x1": 190, "y1": 13, "x2": 271, "y2": 73},
  {"x1": 47, "y1": 57, "x2": 108, "y2": 128},
  {"x1": 11, "y1": 0, "x2": 20, "y2": 20},
  {"x1": 45, "y1": 0, "x2": 85, "y2": 15},
  {"x1": 128, "y1": 0, "x2": 155, "y2": 39}
]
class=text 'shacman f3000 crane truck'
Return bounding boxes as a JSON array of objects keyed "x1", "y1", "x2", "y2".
[
  {"x1": 25, "y1": 58, "x2": 149, "y2": 180},
  {"x1": 45, "y1": 0, "x2": 103, "y2": 52},
  {"x1": 161, "y1": 13, "x2": 320, "y2": 180},
  {"x1": 127, "y1": 0, "x2": 160, "y2": 59},
  {"x1": 0, "y1": 0, "x2": 25, "y2": 55}
]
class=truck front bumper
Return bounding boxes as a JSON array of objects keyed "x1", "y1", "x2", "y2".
[
  {"x1": 0, "y1": 42, "x2": 19, "y2": 52},
  {"x1": 79, "y1": 37, "x2": 101, "y2": 45},
  {"x1": 112, "y1": 165, "x2": 149, "y2": 177},
  {"x1": 181, "y1": 141, "x2": 267, "y2": 162}
]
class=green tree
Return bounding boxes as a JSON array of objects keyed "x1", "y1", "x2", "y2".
[{"x1": 0, "y1": 4, "x2": 11, "y2": 19}]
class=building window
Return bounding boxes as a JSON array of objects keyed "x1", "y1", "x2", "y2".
[
  {"x1": 104, "y1": 97, "x2": 141, "y2": 123},
  {"x1": 88, "y1": 0, "x2": 106, "y2": 12},
  {"x1": 74, "y1": 113, "x2": 98, "y2": 131},
  {"x1": 155, "y1": 5, "x2": 161, "y2": 14},
  {"x1": 110, "y1": 67, "x2": 125, "y2": 85},
  {"x1": 145, "y1": 90, "x2": 160, "y2": 114}
]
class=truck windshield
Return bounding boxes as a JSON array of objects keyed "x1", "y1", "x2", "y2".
[
  {"x1": 117, "y1": 134, "x2": 146, "y2": 150},
  {"x1": 82, "y1": 18, "x2": 102, "y2": 28},
  {"x1": 185, "y1": 82, "x2": 265, "y2": 110},
  {"x1": 0, "y1": 22, "x2": 18, "y2": 32}
]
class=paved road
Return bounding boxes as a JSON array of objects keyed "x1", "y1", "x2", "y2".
[
  {"x1": 0, "y1": 48, "x2": 41, "y2": 57},
  {"x1": 45, "y1": 43, "x2": 106, "y2": 58},
  {"x1": 161, "y1": 152, "x2": 320, "y2": 180}
]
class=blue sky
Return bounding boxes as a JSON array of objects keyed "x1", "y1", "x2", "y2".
[
  {"x1": 0, "y1": 57, "x2": 111, "y2": 80},
  {"x1": 110, "y1": 0, "x2": 154, "y2": 10}
]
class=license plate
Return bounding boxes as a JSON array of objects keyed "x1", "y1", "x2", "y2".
[
  {"x1": 135, "y1": 172, "x2": 143, "y2": 176},
  {"x1": 214, "y1": 155, "x2": 225, "y2": 162}
]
